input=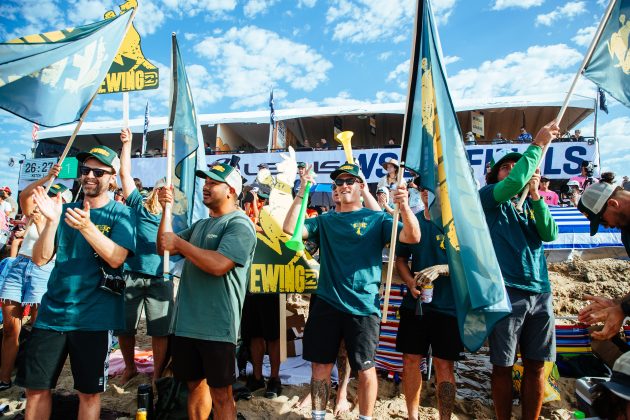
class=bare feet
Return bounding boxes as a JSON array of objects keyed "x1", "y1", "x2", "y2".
[
  {"x1": 294, "y1": 392, "x2": 311, "y2": 409},
  {"x1": 120, "y1": 367, "x2": 139, "y2": 385},
  {"x1": 334, "y1": 397, "x2": 352, "y2": 416}
]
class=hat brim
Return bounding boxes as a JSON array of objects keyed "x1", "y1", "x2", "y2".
[
  {"x1": 76, "y1": 151, "x2": 115, "y2": 171},
  {"x1": 330, "y1": 168, "x2": 362, "y2": 181},
  {"x1": 577, "y1": 200, "x2": 602, "y2": 236},
  {"x1": 380, "y1": 161, "x2": 400, "y2": 170},
  {"x1": 603, "y1": 380, "x2": 630, "y2": 401},
  {"x1": 493, "y1": 152, "x2": 523, "y2": 169},
  {"x1": 195, "y1": 169, "x2": 227, "y2": 185}
]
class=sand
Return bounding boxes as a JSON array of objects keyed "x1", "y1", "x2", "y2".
[{"x1": 0, "y1": 257, "x2": 627, "y2": 419}]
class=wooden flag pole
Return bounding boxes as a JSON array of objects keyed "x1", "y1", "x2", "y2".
[
  {"x1": 381, "y1": 164, "x2": 406, "y2": 323},
  {"x1": 515, "y1": 0, "x2": 616, "y2": 212},
  {"x1": 163, "y1": 129, "x2": 173, "y2": 279}
]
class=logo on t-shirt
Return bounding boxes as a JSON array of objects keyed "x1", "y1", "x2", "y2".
[
  {"x1": 95, "y1": 224, "x2": 112, "y2": 234},
  {"x1": 352, "y1": 222, "x2": 367, "y2": 236}
]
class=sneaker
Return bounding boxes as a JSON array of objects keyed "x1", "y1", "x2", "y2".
[
  {"x1": 264, "y1": 377, "x2": 282, "y2": 399},
  {"x1": 0, "y1": 381, "x2": 11, "y2": 392}
]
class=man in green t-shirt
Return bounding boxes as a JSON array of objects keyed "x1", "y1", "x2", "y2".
[
  {"x1": 395, "y1": 186, "x2": 463, "y2": 420},
  {"x1": 283, "y1": 162, "x2": 420, "y2": 420},
  {"x1": 157, "y1": 163, "x2": 256, "y2": 420},
  {"x1": 479, "y1": 121, "x2": 559, "y2": 420},
  {"x1": 17, "y1": 146, "x2": 136, "y2": 420}
]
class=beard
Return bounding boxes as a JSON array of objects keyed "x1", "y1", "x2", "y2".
[{"x1": 81, "y1": 177, "x2": 106, "y2": 197}]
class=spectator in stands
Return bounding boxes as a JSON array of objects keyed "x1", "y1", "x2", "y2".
[
  {"x1": 492, "y1": 132, "x2": 507, "y2": 144},
  {"x1": 377, "y1": 158, "x2": 400, "y2": 208},
  {"x1": 600, "y1": 172, "x2": 616, "y2": 184},
  {"x1": 118, "y1": 128, "x2": 172, "y2": 385},
  {"x1": 571, "y1": 129, "x2": 585, "y2": 142},
  {"x1": 570, "y1": 160, "x2": 597, "y2": 190},
  {"x1": 517, "y1": 127, "x2": 533, "y2": 143},
  {"x1": 0, "y1": 165, "x2": 72, "y2": 392},
  {"x1": 538, "y1": 176, "x2": 559, "y2": 206},
  {"x1": 565, "y1": 180, "x2": 582, "y2": 207},
  {"x1": 395, "y1": 186, "x2": 462, "y2": 420},
  {"x1": 133, "y1": 149, "x2": 142, "y2": 158},
  {"x1": 464, "y1": 132, "x2": 476, "y2": 145},
  {"x1": 18, "y1": 145, "x2": 135, "y2": 419},
  {"x1": 205, "y1": 142, "x2": 214, "y2": 155},
  {"x1": 152, "y1": 148, "x2": 161, "y2": 157},
  {"x1": 303, "y1": 139, "x2": 311, "y2": 148},
  {"x1": 0, "y1": 191, "x2": 9, "y2": 219},
  {"x1": 376, "y1": 186, "x2": 393, "y2": 215},
  {"x1": 320, "y1": 138, "x2": 335, "y2": 150},
  {"x1": 480, "y1": 121, "x2": 559, "y2": 420},
  {"x1": 1, "y1": 187, "x2": 17, "y2": 220},
  {"x1": 293, "y1": 162, "x2": 307, "y2": 197},
  {"x1": 314, "y1": 141, "x2": 322, "y2": 150},
  {"x1": 623, "y1": 176, "x2": 630, "y2": 191}
]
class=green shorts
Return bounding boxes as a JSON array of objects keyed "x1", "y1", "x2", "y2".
[{"x1": 116, "y1": 271, "x2": 174, "y2": 337}]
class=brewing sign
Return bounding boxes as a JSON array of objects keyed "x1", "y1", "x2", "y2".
[{"x1": 98, "y1": 2, "x2": 159, "y2": 94}]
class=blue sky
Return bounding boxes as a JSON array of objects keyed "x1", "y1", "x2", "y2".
[{"x1": 1, "y1": 0, "x2": 628, "y2": 193}]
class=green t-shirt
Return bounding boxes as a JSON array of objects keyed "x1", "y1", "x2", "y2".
[
  {"x1": 304, "y1": 208, "x2": 401, "y2": 317},
  {"x1": 173, "y1": 211, "x2": 256, "y2": 344},
  {"x1": 36, "y1": 200, "x2": 136, "y2": 331},
  {"x1": 396, "y1": 214, "x2": 453, "y2": 316},
  {"x1": 123, "y1": 188, "x2": 162, "y2": 277},
  {"x1": 479, "y1": 145, "x2": 558, "y2": 293}
]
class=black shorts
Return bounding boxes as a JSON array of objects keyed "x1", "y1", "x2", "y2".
[
  {"x1": 240, "y1": 293, "x2": 280, "y2": 341},
  {"x1": 395, "y1": 308, "x2": 465, "y2": 361},
  {"x1": 303, "y1": 298, "x2": 380, "y2": 372},
  {"x1": 172, "y1": 335, "x2": 236, "y2": 388},
  {"x1": 16, "y1": 328, "x2": 111, "y2": 394}
]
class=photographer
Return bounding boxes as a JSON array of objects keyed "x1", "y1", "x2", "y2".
[
  {"x1": 560, "y1": 180, "x2": 583, "y2": 207},
  {"x1": 570, "y1": 160, "x2": 598, "y2": 190},
  {"x1": 16, "y1": 146, "x2": 135, "y2": 420}
]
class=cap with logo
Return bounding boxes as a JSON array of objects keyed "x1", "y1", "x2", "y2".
[
  {"x1": 490, "y1": 149, "x2": 522, "y2": 169},
  {"x1": 76, "y1": 146, "x2": 121, "y2": 174},
  {"x1": 297, "y1": 162, "x2": 306, "y2": 168},
  {"x1": 195, "y1": 163, "x2": 243, "y2": 196},
  {"x1": 577, "y1": 182, "x2": 618, "y2": 236},
  {"x1": 601, "y1": 351, "x2": 630, "y2": 401},
  {"x1": 330, "y1": 162, "x2": 364, "y2": 181},
  {"x1": 48, "y1": 183, "x2": 73, "y2": 203}
]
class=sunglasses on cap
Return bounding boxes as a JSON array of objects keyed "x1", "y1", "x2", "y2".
[
  {"x1": 333, "y1": 177, "x2": 361, "y2": 187},
  {"x1": 79, "y1": 165, "x2": 114, "y2": 178}
]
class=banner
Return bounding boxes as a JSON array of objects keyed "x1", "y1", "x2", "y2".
[{"x1": 97, "y1": 2, "x2": 159, "y2": 94}]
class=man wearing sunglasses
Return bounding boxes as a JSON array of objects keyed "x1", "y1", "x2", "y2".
[
  {"x1": 18, "y1": 145, "x2": 135, "y2": 420},
  {"x1": 284, "y1": 162, "x2": 420, "y2": 420},
  {"x1": 480, "y1": 121, "x2": 559, "y2": 420}
]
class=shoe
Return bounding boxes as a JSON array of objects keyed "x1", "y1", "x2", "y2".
[
  {"x1": 264, "y1": 377, "x2": 282, "y2": 399},
  {"x1": 245, "y1": 376, "x2": 265, "y2": 393},
  {"x1": 0, "y1": 381, "x2": 12, "y2": 392}
]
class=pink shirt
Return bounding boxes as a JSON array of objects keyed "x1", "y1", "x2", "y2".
[{"x1": 538, "y1": 190, "x2": 559, "y2": 206}]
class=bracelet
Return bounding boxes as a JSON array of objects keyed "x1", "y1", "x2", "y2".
[{"x1": 296, "y1": 194, "x2": 304, "y2": 199}]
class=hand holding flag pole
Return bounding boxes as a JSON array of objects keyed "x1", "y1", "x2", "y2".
[
  {"x1": 163, "y1": 129, "x2": 173, "y2": 279},
  {"x1": 514, "y1": 0, "x2": 617, "y2": 212}
]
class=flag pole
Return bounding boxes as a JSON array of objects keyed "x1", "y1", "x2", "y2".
[
  {"x1": 515, "y1": 0, "x2": 617, "y2": 211},
  {"x1": 382, "y1": 0, "x2": 423, "y2": 323},
  {"x1": 163, "y1": 128, "x2": 173, "y2": 278}
]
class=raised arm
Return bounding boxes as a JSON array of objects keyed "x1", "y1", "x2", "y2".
[
  {"x1": 392, "y1": 183, "x2": 420, "y2": 244},
  {"x1": 282, "y1": 167, "x2": 315, "y2": 240},
  {"x1": 361, "y1": 184, "x2": 382, "y2": 211},
  {"x1": 528, "y1": 170, "x2": 559, "y2": 242},
  {"x1": 20, "y1": 163, "x2": 61, "y2": 216},
  {"x1": 119, "y1": 127, "x2": 136, "y2": 198},
  {"x1": 31, "y1": 186, "x2": 62, "y2": 266},
  {"x1": 156, "y1": 185, "x2": 179, "y2": 255}
]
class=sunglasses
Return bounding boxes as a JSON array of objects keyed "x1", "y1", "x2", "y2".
[
  {"x1": 79, "y1": 165, "x2": 113, "y2": 177},
  {"x1": 333, "y1": 177, "x2": 361, "y2": 187}
]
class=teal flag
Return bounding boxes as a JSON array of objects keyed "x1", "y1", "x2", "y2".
[
  {"x1": 168, "y1": 34, "x2": 207, "y2": 233},
  {"x1": 401, "y1": 0, "x2": 511, "y2": 352},
  {"x1": 583, "y1": 0, "x2": 630, "y2": 107},
  {"x1": 0, "y1": 11, "x2": 132, "y2": 127}
]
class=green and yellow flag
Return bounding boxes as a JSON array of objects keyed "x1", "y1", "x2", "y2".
[{"x1": 401, "y1": 0, "x2": 511, "y2": 352}]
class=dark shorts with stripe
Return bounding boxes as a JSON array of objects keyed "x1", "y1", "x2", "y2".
[{"x1": 16, "y1": 328, "x2": 111, "y2": 394}]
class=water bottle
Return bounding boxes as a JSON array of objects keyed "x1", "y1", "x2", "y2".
[
  {"x1": 421, "y1": 283, "x2": 433, "y2": 303},
  {"x1": 137, "y1": 383, "x2": 153, "y2": 420}
]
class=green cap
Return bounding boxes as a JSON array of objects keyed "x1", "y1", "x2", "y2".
[
  {"x1": 76, "y1": 146, "x2": 121, "y2": 174},
  {"x1": 48, "y1": 183, "x2": 73, "y2": 203},
  {"x1": 330, "y1": 162, "x2": 363, "y2": 181},
  {"x1": 297, "y1": 162, "x2": 306, "y2": 168},
  {"x1": 195, "y1": 163, "x2": 243, "y2": 196}
]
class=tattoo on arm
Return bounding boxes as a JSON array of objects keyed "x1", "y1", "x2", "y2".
[
  {"x1": 437, "y1": 381, "x2": 456, "y2": 420},
  {"x1": 311, "y1": 378, "x2": 331, "y2": 411}
]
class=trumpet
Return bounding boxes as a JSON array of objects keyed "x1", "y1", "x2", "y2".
[
  {"x1": 285, "y1": 181, "x2": 312, "y2": 252},
  {"x1": 336, "y1": 131, "x2": 354, "y2": 163}
]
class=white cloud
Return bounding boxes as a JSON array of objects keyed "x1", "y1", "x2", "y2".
[
  {"x1": 194, "y1": 26, "x2": 332, "y2": 109},
  {"x1": 535, "y1": 1, "x2": 587, "y2": 27},
  {"x1": 387, "y1": 59, "x2": 410, "y2": 89},
  {"x1": 378, "y1": 51, "x2": 393, "y2": 61},
  {"x1": 243, "y1": 0, "x2": 278, "y2": 18},
  {"x1": 298, "y1": 0, "x2": 317, "y2": 7},
  {"x1": 443, "y1": 55, "x2": 461, "y2": 65},
  {"x1": 492, "y1": 0, "x2": 544, "y2": 10},
  {"x1": 161, "y1": 0, "x2": 236, "y2": 16},
  {"x1": 431, "y1": 0, "x2": 457, "y2": 24},
  {"x1": 134, "y1": 0, "x2": 166, "y2": 36},
  {"x1": 448, "y1": 44, "x2": 585, "y2": 99},
  {"x1": 284, "y1": 90, "x2": 405, "y2": 109},
  {"x1": 572, "y1": 25, "x2": 596, "y2": 47},
  {"x1": 579, "y1": 117, "x2": 630, "y2": 177}
]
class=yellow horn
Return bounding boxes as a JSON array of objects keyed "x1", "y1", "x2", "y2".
[{"x1": 336, "y1": 131, "x2": 354, "y2": 163}]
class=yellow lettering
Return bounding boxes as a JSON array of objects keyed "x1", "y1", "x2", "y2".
[
  {"x1": 250, "y1": 264, "x2": 263, "y2": 293},
  {"x1": 135, "y1": 70, "x2": 145, "y2": 89},
  {"x1": 106, "y1": 72, "x2": 122, "y2": 92},
  {"x1": 284, "y1": 264, "x2": 294, "y2": 292},
  {"x1": 295, "y1": 265, "x2": 305, "y2": 293}
]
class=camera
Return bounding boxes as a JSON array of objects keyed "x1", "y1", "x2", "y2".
[{"x1": 99, "y1": 268, "x2": 126, "y2": 296}]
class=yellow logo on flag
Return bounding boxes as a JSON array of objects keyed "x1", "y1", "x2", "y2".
[{"x1": 606, "y1": 14, "x2": 630, "y2": 74}]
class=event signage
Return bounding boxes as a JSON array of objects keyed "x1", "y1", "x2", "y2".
[
  {"x1": 20, "y1": 158, "x2": 57, "y2": 182},
  {"x1": 97, "y1": 3, "x2": 159, "y2": 94},
  {"x1": 127, "y1": 143, "x2": 597, "y2": 188},
  {"x1": 471, "y1": 111, "x2": 484, "y2": 136}
]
